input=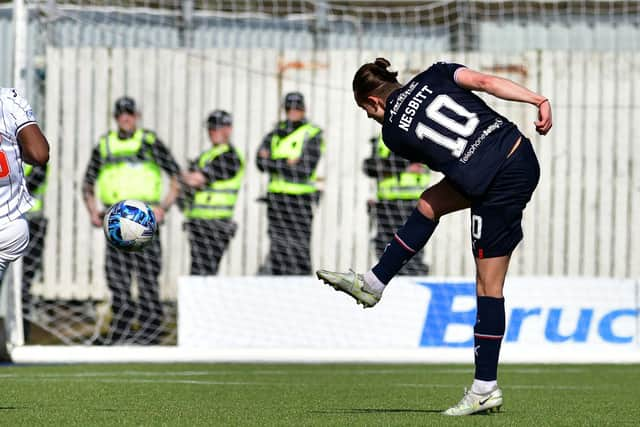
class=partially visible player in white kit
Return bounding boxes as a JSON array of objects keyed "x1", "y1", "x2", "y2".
[{"x1": 0, "y1": 88, "x2": 49, "y2": 277}]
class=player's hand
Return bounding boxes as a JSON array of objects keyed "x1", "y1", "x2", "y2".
[
  {"x1": 286, "y1": 158, "x2": 300, "y2": 165},
  {"x1": 90, "y1": 210, "x2": 103, "y2": 228},
  {"x1": 153, "y1": 206, "x2": 166, "y2": 224},
  {"x1": 406, "y1": 163, "x2": 424, "y2": 173},
  {"x1": 258, "y1": 149, "x2": 270, "y2": 159},
  {"x1": 534, "y1": 99, "x2": 552, "y2": 135}
]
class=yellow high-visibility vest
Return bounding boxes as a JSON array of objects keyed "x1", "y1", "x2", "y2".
[
  {"x1": 376, "y1": 135, "x2": 430, "y2": 200},
  {"x1": 267, "y1": 123, "x2": 323, "y2": 195},
  {"x1": 96, "y1": 129, "x2": 162, "y2": 205},
  {"x1": 184, "y1": 144, "x2": 244, "y2": 220}
]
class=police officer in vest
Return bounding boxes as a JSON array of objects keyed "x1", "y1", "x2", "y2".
[
  {"x1": 82, "y1": 96, "x2": 180, "y2": 345},
  {"x1": 363, "y1": 135, "x2": 430, "y2": 275},
  {"x1": 256, "y1": 92, "x2": 323, "y2": 275},
  {"x1": 21, "y1": 163, "x2": 48, "y2": 341},
  {"x1": 181, "y1": 110, "x2": 244, "y2": 275}
]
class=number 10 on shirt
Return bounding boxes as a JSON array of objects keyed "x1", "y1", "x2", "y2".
[{"x1": 415, "y1": 94, "x2": 479, "y2": 158}]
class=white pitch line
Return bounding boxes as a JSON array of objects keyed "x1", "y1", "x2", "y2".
[
  {"x1": 498, "y1": 367, "x2": 586, "y2": 374},
  {"x1": 2, "y1": 377, "x2": 288, "y2": 386},
  {"x1": 396, "y1": 383, "x2": 596, "y2": 391},
  {"x1": 0, "y1": 367, "x2": 594, "y2": 380},
  {"x1": 242, "y1": 367, "x2": 589, "y2": 375},
  {"x1": 2, "y1": 373, "x2": 601, "y2": 390},
  {"x1": 505, "y1": 384, "x2": 596, "y2": 390},
  {"x1": 118, "y1": 370, "x2": 221, "y2": 377},
  {"x1": 95, "y1": 379, "x2": 278, "y2": 386},
  {"x1": 0, "y1": 371, "x2": 231, "y2": 379}
]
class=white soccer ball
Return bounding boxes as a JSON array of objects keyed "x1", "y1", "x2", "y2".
[{"x1": 103, "y1": 199, "x2": 157, "y2": 252}]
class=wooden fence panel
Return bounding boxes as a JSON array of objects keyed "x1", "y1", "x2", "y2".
[{"x1": 40, "y1": 48, "x2": 640, "y2": 301}]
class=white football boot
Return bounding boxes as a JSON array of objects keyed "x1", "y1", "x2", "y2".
[
  {"x1": 443, "y1": 387, "x2": 503, "y2": 416},
  {"x1": 315, "y1": 269, "x2": 381, "y2": 308}
]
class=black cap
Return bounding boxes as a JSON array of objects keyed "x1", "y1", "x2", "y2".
[
  {"x1": 284, "y1": 92, "x2": 305, "y2": 110},
  {"x1": 206, "y1": 110, "x2": 232, "y2": 129},
  {"x1": 113, "y1": 96, "x2": 137, "y2": 116}
]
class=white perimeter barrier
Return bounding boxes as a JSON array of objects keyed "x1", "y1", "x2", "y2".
[
  {"x1": 10, "y1": 276, "x2": 639, "y2": 363},
  {"x1": 177, "y1": 276, "x2": 640, "y2": 363}
]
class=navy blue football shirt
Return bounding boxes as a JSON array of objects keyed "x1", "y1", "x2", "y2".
[{"x1": 382, "y1": 62, "x2": 522, "y2": 197}]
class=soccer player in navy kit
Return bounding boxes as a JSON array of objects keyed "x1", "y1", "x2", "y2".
[{"x1": 317, "y1": 58, "x2": 552, "y2": 416}]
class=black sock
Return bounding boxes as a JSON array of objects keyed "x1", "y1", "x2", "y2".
[
  {"x1": 474, "y1": 296, "x2": 506, "y2": 381},
  {"x1": 371, "y1": 208, "x2": 437, "y2": 284}
]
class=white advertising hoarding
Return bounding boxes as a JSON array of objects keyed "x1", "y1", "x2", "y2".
[{"x1": 178, "y1": 276, "x2": 640, "y2": 363}]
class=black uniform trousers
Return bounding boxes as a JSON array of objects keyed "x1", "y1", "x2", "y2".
[
  {"x1": 374, "y1": 199, "x2": 430, "y2": 275},
  {"x1": 21, "y1": 215, "x2": 48, "y2": 342},
  {"x1": 265, "y1": 193, "x2": 314, "y2": 275},
  {"x1": 185, "y1": 219, "x2": 237, "y2": 275},
  {"x1": 105, "y1": 236, "x2": 163, "y2": 344}
]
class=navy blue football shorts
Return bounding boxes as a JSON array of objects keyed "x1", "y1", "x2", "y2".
[{"x1": 469, "y1": 137, "x2": 540, "y2": 259}]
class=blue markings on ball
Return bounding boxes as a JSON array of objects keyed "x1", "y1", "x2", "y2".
[{"x1": 103, "y1": 200, "x2": 157, "y2": 251}]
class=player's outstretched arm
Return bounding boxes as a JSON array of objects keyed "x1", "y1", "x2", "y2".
[
  {"x1": 454, "y1": 67, "x2": 552, "y2": 135},
  {"x1": 18, "y1": 124, "x2": 50, "y2": 166}
]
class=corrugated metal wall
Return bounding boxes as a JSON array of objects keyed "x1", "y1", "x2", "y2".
[
  {"x1": 17, "y1": 14, "x2": 640, "y2": 51},
  {"x1": 479, "y1": 22, "x2": 640, "y2": 52}
]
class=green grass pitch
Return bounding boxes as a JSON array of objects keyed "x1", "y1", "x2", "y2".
[{"x1": 1, "y1": 363, "x2": 638, "y2": 426}]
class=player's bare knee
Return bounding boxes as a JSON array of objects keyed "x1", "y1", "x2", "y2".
[
  {"x1": 476, "y1": 281, "x2": 502, "y2": 298},
  {"x1": 475, "y1": 274, "x2": 487, "y2": 296},
  {"x1": 476, "y1": 270, "x2": 503, "y2": 298},
  {"x1": 476, "y1": 274, "x2": 504, "y2": 297}
]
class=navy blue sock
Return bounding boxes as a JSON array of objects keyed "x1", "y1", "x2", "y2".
[
  {"x1": 474, "y1": 296, "x2": 506, "y2": 381},
  {"x1": 371, "y1": 208, "x2": 437, "y2": 284}
]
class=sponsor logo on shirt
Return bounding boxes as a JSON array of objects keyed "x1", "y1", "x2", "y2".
[
  {"x1": 388, "y1": 81, "x2": 419, "y2": 123},
  {"x1": 459, "y1": 118, "x2": 503, "y2": 164}
]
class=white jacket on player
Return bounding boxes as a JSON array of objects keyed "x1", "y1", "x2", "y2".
[{"x1": 0, "y1": 88, "x2": 37, "y2": 272}]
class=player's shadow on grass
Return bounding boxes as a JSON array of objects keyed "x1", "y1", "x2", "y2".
[{"x1": 310, "y1": 408, "x2": 444, "y2": 415}]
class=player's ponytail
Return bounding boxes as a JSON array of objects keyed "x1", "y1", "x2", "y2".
[{"x1": 352, "y1": 57, "x2": 401, "y2": 103}]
